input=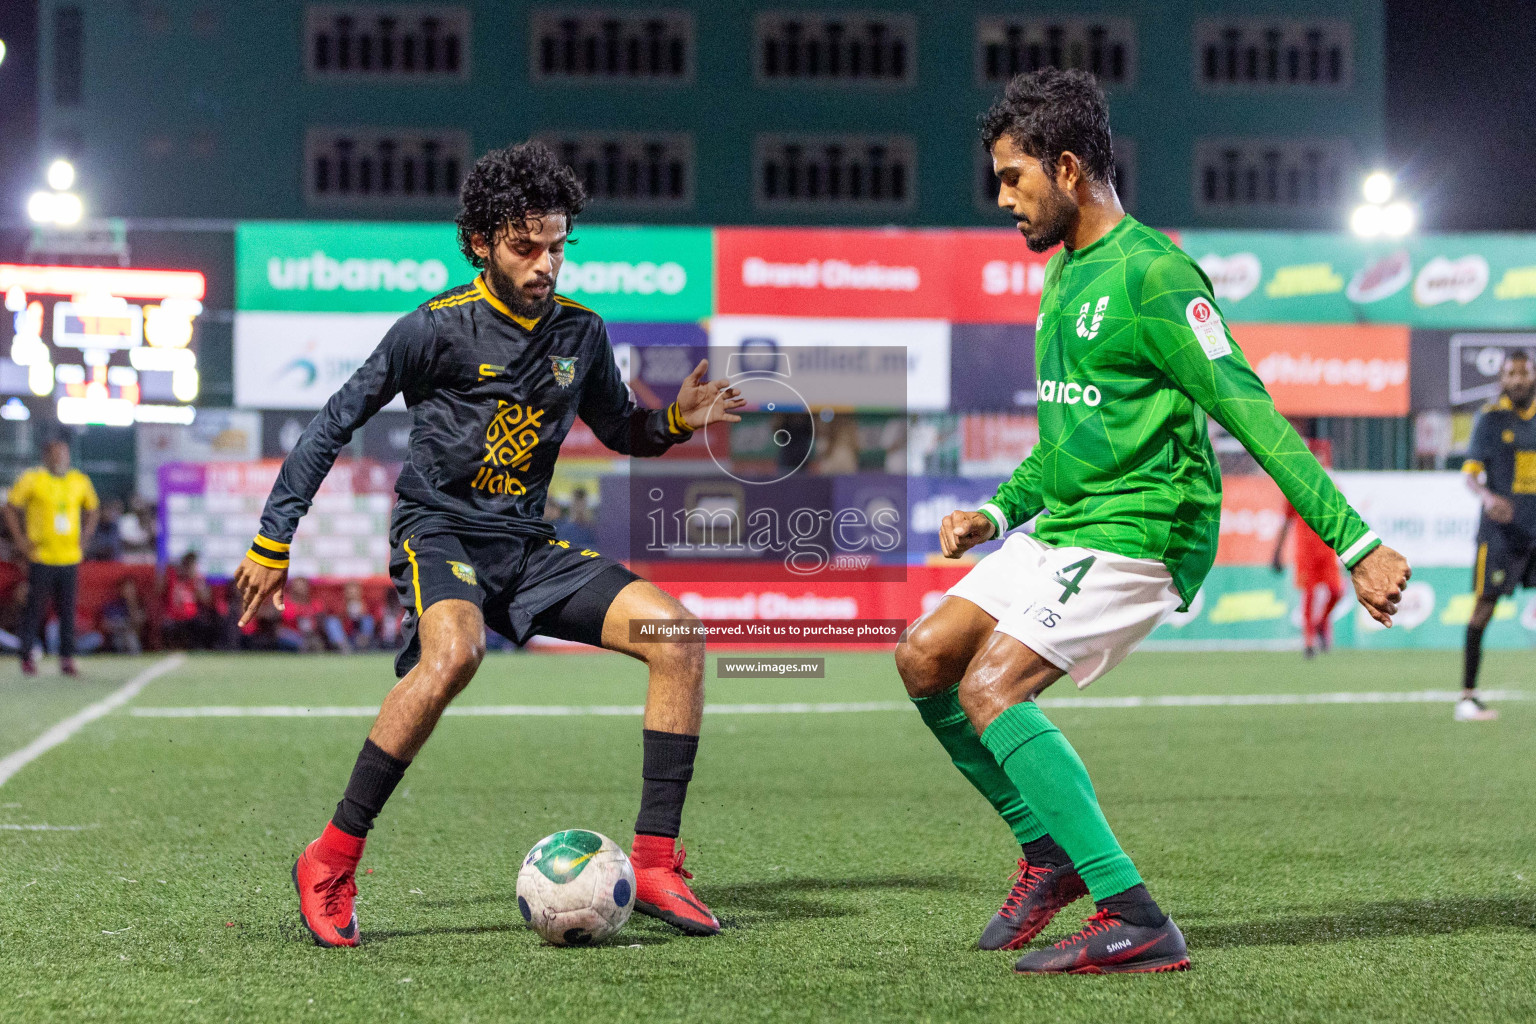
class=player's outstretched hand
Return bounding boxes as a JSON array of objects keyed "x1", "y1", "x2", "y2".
[
  {"x1": 233, "y1": 555, "x2": 288, "y2": 627},
  {"x1": 1350, "y1": 544, "x2": 1411, "y2": 628},
  {"x1": 940, "y1": 509, "x2": 996, "y2": 559},
  {"x1": 676, "y1": 359, "x2": 746, "y2": 430}
]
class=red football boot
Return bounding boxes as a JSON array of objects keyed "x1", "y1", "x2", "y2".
[
  {"x1": 978, "y1": 858, "x2": 1088, "y2": 950},
  {"x1": 631, "y1": 835, "x2": 720, "y2": 936},
  {"x1": 292, "y1": 823, "x2": 364, "y2": 947}
]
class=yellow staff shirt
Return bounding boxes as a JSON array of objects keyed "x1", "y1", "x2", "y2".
[{"x1": 8, "y1": 468, "x2": 99, "y2": 566}]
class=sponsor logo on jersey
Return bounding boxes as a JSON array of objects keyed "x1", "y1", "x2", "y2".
[
  {"x1": 1198, "y1": 252, "x2": 1262, "y2": 303},
  {"x1": 1036, "y1": 379, "x2": 1103, "y2": 407},
  {"x1": 740, "y1": 257, "x2": 921, "y2": 292},
  {"x1": 448, "y1": 560, "x2": 477, "y2": 585},
  {"x1": 1075, "y1": 295, "x2": 1109, "y2": 339},
  {"x1": 1346, "y1": 249, "x2": 1412, "y2": 303},
  {"x1": 473, "y1": 401, "x2": 545, "y2": 496},
  {"x1": 1186, "y1": 297, "x2": 1232, "y2": 360},
  {"x1": 550, "y1": 355, "x2": 578, "y2": 387},
  {"x1": 1414, "y1": 255, "x2": 1489, "y2": 306}
]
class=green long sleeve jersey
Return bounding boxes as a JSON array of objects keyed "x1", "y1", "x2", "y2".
[{"x1": 976, "y1": 216, "x2": 1380, "y2": 609}]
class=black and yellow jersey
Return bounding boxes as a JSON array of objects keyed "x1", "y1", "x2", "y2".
[
  {"x1": 1465, "y1": 393, "x2": 1536, "y2": 532},
  {"x1": 248, "y1": 275, "x2": 691, "y2": 566}
]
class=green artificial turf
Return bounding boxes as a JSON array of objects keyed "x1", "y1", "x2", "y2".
[{"x1": 0, "y1": 650, "x2": 1533, "y2": 1023}]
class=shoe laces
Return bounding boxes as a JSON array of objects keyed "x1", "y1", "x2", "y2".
[
  {"x1": 670, "y1": 844, "x2": 694, "y2": 880},
  {"x1": 999, "y1": 859, "x2": 1053, "y2": 921},
  {"x1": 1051, "y1": 909, "x2": 1121, "y2": 949},
  {"x1": 313, "y1": 867, "x2": 357, "y2": 918}
]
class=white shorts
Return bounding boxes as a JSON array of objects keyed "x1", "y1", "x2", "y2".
[{"x1": 946, "y1": 533, "x2": 1181, "y2": 688}]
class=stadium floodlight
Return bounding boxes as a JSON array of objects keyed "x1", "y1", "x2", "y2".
[
  {"x1": 46, "y1": 159, "x2": 76, "y2": 191},
  {"x1": 27, "y1": 191, "x2": 57, "y2": 224},
  {"x1": 51, "y1": 192, "x2": 83, "y2": 225},
  {"x1": 1362, "y1": 170, "x2": 1394, "y2": 205},
  {"x1": 0, "y1": 39, "x2": 7, "y2": 69},
  {"x1": 1350, "y1": 203, "x2": 1384, "y2": 238},
  {"x1": 1380, "y1": 201, "x2": 1416, "y2": 238}
]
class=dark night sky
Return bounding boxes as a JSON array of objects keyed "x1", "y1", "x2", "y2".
[{"x1": 1386, "y1": 0, "x2": 1536, "y2": 230}]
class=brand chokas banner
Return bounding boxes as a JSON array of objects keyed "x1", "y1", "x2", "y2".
[
  {"x1": 1230, "y1": 323, "x2": 1410, "y2": 416},
  {"x1": 715, "y1": 227, "x2": 1059, "y2": 322},
  {"x1": 236, "y1": 222, "x2": 712, "y2": 321},
  {"x1": 1183, "y1": 231, "x2": 1536, "y2": 328}
]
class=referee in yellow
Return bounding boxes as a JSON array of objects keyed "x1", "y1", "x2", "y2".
[{"x1": 4, "y1": 439, "x2": 99, "y2": 676}]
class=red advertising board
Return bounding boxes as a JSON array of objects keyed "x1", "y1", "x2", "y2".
[
  {"x1": 715, "y1": 227, "x2": 1179, "y2": 324},
  {"x1": 1231, "y1": 323, "x2": 1411, "y2": 416},
  {"x1": 715, "y1": 228, "x2": 954, "y2": 319},
  {"x1": 949, "y1": 229, "x2": 1055, "y2": 324}
]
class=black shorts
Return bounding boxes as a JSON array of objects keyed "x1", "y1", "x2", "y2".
[
  {"x1": 389, "y1": 531, "x2": 640, "y2": 677},
  {"x1": 1473, "y1": 524, "x2": 1536, "y2": 599}
]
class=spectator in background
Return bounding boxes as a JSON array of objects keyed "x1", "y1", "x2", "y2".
[
  {"x1": 378, "y1": 587, "x2": 403, "y2": 649},
  {"x1": 101, "y1": 577, "x2": 148, "y2": 654},
  {"x1": 164, "y1": 551, "x2": 219, "y2": 649},
  {"x1": 559, "y1": 487, "x2": 598, "y2": 549},
  {"x1": 4, "y1": 439, "x2": 99, "y2": 676},
  {"x1": 340, "y1": 580, "x2": 379, "y2": 651},
  {"x1": 281, "y1": 577, "x2": 328, "y2": 652},
  {"x1": 86, "y1": 498, "x2": 126, "y2": 562}
]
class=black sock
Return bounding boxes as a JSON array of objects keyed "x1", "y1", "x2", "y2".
[
  {"x1": 1096, "y1": 883, "x2": 1167, "y2": 928},
  {"x1": 1021, "y1": 833, "x2": 1073, "y2": 870},
  {"x1": 633, "y1": 729, "x2": 699, "y2": 839},
  {"x1": 1463, "y1": 622, "x2": 1486, "y2": 691},
  {"x1": 331, "y1": 739, "x2": 411, "y2": 839}
]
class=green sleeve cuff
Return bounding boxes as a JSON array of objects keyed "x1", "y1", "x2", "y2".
[{"x1": 1339, "y1": 530, "x2": 1381, "y2": 569}]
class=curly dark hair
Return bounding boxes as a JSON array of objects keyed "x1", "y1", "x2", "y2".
[
  {"x1": 980, "y1": 68, "x2": 1115, "y2": 186},
  {"x1": 455, "y1": 141, "x2": 587, "y2": 269}
]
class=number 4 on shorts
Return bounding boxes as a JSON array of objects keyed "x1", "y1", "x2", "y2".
[{"x1": 1052, "y1": 555, "x2": 1096, "y2": 603}]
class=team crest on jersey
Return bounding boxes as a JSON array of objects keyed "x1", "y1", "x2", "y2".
[
  {"x1": 448, "y1": 560, "x2": 477, "y2": 585},
  {"x1": 550, "y1": 355, "x2": 578, "y2": 388},
  {"x1": 1076, "y1": 295, "x2": 1109, "y2": 339}
]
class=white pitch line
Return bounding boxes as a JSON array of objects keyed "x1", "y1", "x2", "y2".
[
  {"x1": 0, "y1": 823, "x2": 98, "y2": 831},
  {"x1": 0, "y1": 654, "x2": 186, "y2": 788},
  {"x1": 126, "y1": 688, "x2": 1532, "y2": 719}
]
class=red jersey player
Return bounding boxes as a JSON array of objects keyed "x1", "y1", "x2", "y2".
[{"x1": 1271, "y1": 439, "x2": 1344, "y2": 657}]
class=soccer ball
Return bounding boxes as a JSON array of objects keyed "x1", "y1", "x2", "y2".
[{"x1": 516, "y1": 829, "x2": 636, "y2": 946}]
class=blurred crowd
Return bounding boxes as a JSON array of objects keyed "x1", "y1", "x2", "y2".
[
  {"x1": 0, "y1": 495, "x2": 159, "y2": 566},
  {"x1": 159, "y1": 552, "x2": 405, "y2": 654}
]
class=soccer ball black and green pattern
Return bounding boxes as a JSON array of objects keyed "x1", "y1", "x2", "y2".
[{"x1": 516, "y1": 830, "x2": 635, "y2": 946}]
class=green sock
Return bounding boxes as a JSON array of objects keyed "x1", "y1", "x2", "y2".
[
  {"x1": 912, "y1": 685, "x2": 1046, "y2": 845},
  {"x1": 980, "y1": 701, "x2": 1142, "y2": 900}
]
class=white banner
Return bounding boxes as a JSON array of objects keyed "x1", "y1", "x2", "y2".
[
  {"x1": 234, "y1": 311, "x2": 405, "y2": 410},
  {"x1": 1334, "y1": 470, "x2": 1480, "y2": 568},
  {"x1": 707, "y1": 315, "x2": 950, "y2": 411}
]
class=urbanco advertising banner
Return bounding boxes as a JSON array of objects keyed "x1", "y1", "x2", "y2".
[
  {"x1": 714, "y1": 227, "x2": 1056, "y2": 323},
  {"x1": 1183, "y1": 231, "x2": 1536, "y2": 328},
  {"x1": 236, "y1": 222, "x2": 713, "y2": 320},
  {"x1": 1230, "y1": 323, "x2": 1410, "y2": 416}
]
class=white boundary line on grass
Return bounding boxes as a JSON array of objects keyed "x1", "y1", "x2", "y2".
[
  {"x1": 0, "y1": 654, "x2": 186, "y2": 788},
  {"x1": 127, "y1": 687, "x2": 1533, "y2": 719}
]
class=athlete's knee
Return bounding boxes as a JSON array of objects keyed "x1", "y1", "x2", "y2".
[
  {"x1": 646, "y1": 605, "x2": 706, "y2": 679},
  {"x1": 420, "y1": 630, "x2": 484, "y2": 701},
  {"x1": 894, "y1": 620, "x2": 955, "y2": 698}
]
